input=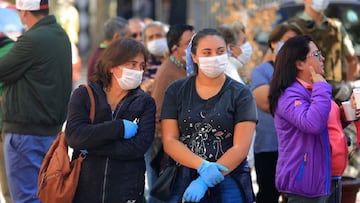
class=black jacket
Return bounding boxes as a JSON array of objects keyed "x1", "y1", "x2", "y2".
[{"x1": 65, "y1": 81, "x2": 156, "y2": 203}]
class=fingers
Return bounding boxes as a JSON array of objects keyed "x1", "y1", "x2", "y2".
[
  {"x1": 309, "y1": 65, "x2": 326, "y2": 83},
  {"x1": 215, "y1": 163, "x2": 229, "y2": 172},
  {"x1": 309, "y1": 65, "x2": 316, "y2": 78},
  {"x1": 351, "y1": 94, "x2": 357, "y2": 109}
]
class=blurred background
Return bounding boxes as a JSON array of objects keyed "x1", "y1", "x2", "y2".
[
  {"x1": 1, "y1": 0, "x2": 290, "y2": 80},
  {"x1": 2, "y1": 0, "x2": 360, "y2": 84}
]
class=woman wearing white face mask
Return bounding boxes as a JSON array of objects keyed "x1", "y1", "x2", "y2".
[
  {"x1": 66, "y1": 38, "x2": 156, "y2": 203},
  {"x1": 217, "y1": 22, "x2": 252, "y2": 84},
  {"x1": 160, "y1": 28, "x2": 257, "y2": 203}
]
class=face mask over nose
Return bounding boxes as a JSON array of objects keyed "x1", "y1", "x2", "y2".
[
  {"x1": 236, "y1": 42, "x2": 253, "y2": 66},
  {"x1": 198, "y1": 54, "x2": 228, "y2": 78},
  {"x1": 311, "y1": 0, "x2": 329, "y2": 12},
  {"x1": 114, "y1": 68, "x2": 144, "y2": 90},
  {"x1": 147, "y1": 38, "x2": 168, "y2": 57}
]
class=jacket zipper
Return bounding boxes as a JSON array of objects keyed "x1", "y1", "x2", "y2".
[
  {"x1": 102, "y1": 158, "x2": 109, "y2": 203},
  {"x1": 323, "y1": 129, "x2": 331, "y2": 194},
  {"x1": 296, "y1": 152, "x2": 307, "y2": 181},
  {"x1": 101, "y1": 103, "x2": 123, "y2": 202}
]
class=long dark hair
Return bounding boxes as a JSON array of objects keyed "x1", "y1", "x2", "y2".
[{"x1": 268, "y1": 35, "x2": 313, "y2": 115}]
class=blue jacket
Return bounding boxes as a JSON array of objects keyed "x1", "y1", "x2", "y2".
[
  {"x1": 274, "y1": 81, "x2": 332, "y2": 197},
  {"x1": 65, "y1": 81, "x2": 155, "y2": 203}
]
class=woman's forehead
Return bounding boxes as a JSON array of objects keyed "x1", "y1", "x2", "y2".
[{"x1": 197, "y1": 35, "x2": 226, "y2": 49}]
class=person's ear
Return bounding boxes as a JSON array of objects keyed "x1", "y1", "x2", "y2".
[
  {"x1": 270, "y1": 41, "x2": 277, "y2": 52},
  {"x1": 295, "y1": 60, "x2": 306, "y2": 70},
  {"x1": 112, "y1": 33, "x2": 121, "y2": 41},
  {"x1": 191, "y1": 53, "x2": 198, "y2": 64},
  {"x1": 171, "y1": 45, "x2": 177, "y2": 53}
]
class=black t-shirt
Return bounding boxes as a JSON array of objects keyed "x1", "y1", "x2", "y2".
[{"x1": 160, "y1": 76, "x2": 257, "y2": 162}]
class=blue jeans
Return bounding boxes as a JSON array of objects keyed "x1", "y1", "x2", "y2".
[
  {"x1": 219, "y1": 175, "x2": 244, "y2": 203},
  {"x1": 166, "y1": 175, "x2": 244, "y2": 203},
  {"x1": 4, "y1": 133, "x2": 56, "y2": 203}
]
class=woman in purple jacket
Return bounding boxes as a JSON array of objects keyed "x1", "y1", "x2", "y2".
[{"x1": 268, "y1": 35, "x2": 332, "y2": 202}]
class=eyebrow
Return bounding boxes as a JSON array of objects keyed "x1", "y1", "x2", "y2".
[{"x1": 200, "y1": 46, "x2": 226, "y2": 51}]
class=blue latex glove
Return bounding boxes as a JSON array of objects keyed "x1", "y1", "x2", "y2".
[
  {"x1": 122, "y1": 119, "x2": 138, "y2": 139},
  {"x1": 183, "y1": 177, "x2": 208, "y2": 202},
  {"x1": 197, "y1": 160, "x2": 228, "y2": 187}
]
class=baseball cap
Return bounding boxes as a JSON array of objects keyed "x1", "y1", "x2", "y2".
[{"x1": 16, "y1": 0, "x2": 49, "y2": 11}]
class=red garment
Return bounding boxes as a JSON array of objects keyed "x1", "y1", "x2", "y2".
[
  {"x1": 87, "y1": 46, "x2": 105, "y2": 83},
  {"x1": 328, "y1": 100, "x2": 348, "y2": 176}
]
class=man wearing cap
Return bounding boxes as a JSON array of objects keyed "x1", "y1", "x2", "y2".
[{"x1": 0, "y1": 0, "x2": 72, "y2": 202}]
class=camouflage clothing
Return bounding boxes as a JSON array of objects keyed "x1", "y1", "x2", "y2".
[{"x1": 288, "y1": 12, "x2": 355, "y2": 82}]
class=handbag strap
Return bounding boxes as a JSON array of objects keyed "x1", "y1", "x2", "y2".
[{"x1": 81, "y1": 84, "x2": 95, "y2": 123}]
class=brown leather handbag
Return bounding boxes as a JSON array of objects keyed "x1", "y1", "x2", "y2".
[{"x1": 37, "y1": 85, "x2": 95, "y2": 203}]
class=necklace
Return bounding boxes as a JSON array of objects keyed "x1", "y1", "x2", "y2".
[{"x1": 169, "y1": 55, "x2": 186, "y2": 70}]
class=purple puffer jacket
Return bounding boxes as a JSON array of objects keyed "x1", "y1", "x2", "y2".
[{"x1": 274, "y1": 81, "x2": 332, "y2": 197}]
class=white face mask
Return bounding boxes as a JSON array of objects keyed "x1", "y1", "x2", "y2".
[
  {"x1": 114, "y1": 68, "x2": 144, "y2": 90},
  {"x1": 311, "y1": 0, "x2": 329, "y2": 12},
  {"x1": 147, "y1": 38, "x2": 168, "y2": 56},
  {"x1": 198, "y1": 54, "x2": 228, "y2": 78},
  {"x1": 237, "y1": 42, "x2": 253, "y2": 66}
]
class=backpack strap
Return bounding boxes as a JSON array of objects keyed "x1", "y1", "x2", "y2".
[{"x1": 83, "y1": 85, "x2": 95, "y2": 123}]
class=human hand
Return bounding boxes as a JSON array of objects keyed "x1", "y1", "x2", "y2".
[
  {"x1": 122, "y1": 119, "x2": 138, "y2": 139},
  {"x1": 182, "y1": 177, "x2": 208, "y2": 202},
  {"x1": 310, "y1": 66, "x2": 326, "y2": 83},
  {"x1": 197, "y1": 160, "x2": 228, "y2": 187}
]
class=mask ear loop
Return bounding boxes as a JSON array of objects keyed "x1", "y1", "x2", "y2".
[{"x1": 186, "y1": 32, "x2": 197, "y2": 76}]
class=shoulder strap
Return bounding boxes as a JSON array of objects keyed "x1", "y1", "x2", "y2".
[{"x1": 81, "y1": 85, "x2": 95, "y2": 123}]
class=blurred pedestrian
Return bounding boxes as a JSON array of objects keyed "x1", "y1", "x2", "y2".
[
  {"x1": 147, "y1": 24, "x2": 194, "y2": 203},
  {"x1": 55, "y1": 0, "x2": 82, "y2": 87},
  {"x1": 0, "y1": 32, "x2": 13, "y2": 203},
  {"x1": 87, "y1": 16, "x2": 130, "y2": 83},
  {"x1": 250, "y1": 24, "x2": 301, "y2": 203},
  {"x1": 269, "y1": 35, "x2": 332, "y2": 202},
  {"x1": 287, "y1": 0, "x2": 359, "y2": 102},
  {"x1": 129, "y1": 17, "x2": 145, "y2": 42},
  {"x1": 141, "y1": 21, "x2": 168, "y2": 94},
  {"x1": 161, "y1": 28, "x2": 257, "y2": 202},
  {"x1": 0, "y1": 0, "x2": 72, "y2": 202},
  {"x1": 65, "y1": 38, "x2": 156, "y2": 203},
  {"x1": 217, "y1": 22, "x2": 252, "y2": 84}
]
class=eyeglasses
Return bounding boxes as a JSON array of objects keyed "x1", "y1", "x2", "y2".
[
  {"x1": 307, "y1": 50, "x2": 323, "y2": 60},
  {"x1": 131, "y1": 32, "x2": 142, "y2": 38}
]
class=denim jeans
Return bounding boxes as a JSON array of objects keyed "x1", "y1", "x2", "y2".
[
  {"x1": 166, "y1": 175, "x2": 244, "y2": 203},
  {"x1": 219, "y1": 175, "x2": 244, "y2": 203},
  {"x1": 4, "y1": 133, "x2": 56, "y2": 203}
]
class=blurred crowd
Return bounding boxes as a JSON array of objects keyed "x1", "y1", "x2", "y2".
[{"x1": 1, "y1": 0, "x2": 360, "y2": 203}]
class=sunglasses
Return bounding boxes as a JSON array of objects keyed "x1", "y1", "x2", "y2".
[{"x1": 131, "y1": 32, "x2": 142, "y2": 38}]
